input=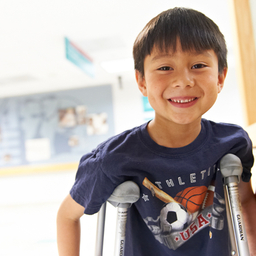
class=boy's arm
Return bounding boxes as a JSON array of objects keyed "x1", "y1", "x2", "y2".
[
  {"x1": 57, "y1": 194, "x2": 85, "y2": 256},
  {"x1": 238, "y1": 180, "x2": 256, "y2": 255}
]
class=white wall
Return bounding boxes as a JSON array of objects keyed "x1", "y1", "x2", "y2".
[
  {"x1": 0, "y1": 170, "x2": 119, "y2": 256},
  {"x1": 112, "y1": 77, "x2": 145, "y2": 134}
]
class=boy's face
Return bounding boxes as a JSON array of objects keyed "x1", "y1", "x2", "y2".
[{"x1": 136, "y1": 40, "x2": 227, "y2": 127}]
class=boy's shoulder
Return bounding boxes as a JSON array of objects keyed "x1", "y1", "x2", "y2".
[
  {"x1": 202, "y1": 119, "x2": 252, "y2": 151},
  {"x1": 93, "y1": 122, "x2": 147, "y2": 154},
  {"x1": 84, "y1": 119, "x2": 250, "y2": 163},
  {"x1": 95, "y1": 119, "x2": 249, "y2": 154},
  {"x1": 205, "y1": 119, "x2": 248, "y2": 136}
]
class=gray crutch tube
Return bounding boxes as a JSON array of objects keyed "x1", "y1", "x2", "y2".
[
  {"x1": 220, "y1": 154, "x2": 250, "y2": 256},
  {"x1": 95, "y1": 181, "x2": 140, "y2": 256},
  {"x1": 95, "y1": 202, "x2": 107, "y2": 256}
]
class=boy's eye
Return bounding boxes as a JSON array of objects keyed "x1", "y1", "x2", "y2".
[
  {"x1": 158, "y1": 66, "x2": 172, "y2": 71},
  {"x1": 192, "y1": 64, "x2": 206, "y2": 69}
]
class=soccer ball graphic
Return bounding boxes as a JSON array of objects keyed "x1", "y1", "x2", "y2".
[{"x1": 159, "y1": 202, "x2": 192, "y2": 233}]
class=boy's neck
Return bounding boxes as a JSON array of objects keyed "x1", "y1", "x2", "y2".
[{"x1": 147, "y1": 118, "x2": 202, "y2": 148}]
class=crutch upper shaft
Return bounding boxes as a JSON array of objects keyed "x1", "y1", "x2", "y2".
[{"x1": 220, "y1": 154, "x2": 250, "y2": 256}]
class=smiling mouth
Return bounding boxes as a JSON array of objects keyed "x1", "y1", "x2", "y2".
[{"x1": 169, "y1": 98, "x2": 197, "y2": 103}]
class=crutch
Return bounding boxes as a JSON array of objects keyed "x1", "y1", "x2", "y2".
[
  {"x1": 95, "y1": 181, "x2": 140, "y2": 256},
  {"x1": 220, "y1": 154, "x2": 250, "y2": 256}
]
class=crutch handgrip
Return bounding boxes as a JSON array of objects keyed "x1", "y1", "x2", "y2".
[{"x1": 220, "y1": 154, "x2": 250, "y2": 256}]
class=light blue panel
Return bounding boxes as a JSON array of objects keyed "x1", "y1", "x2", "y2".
[
  {"x1": 65, "y1": 37, "x2": 95, "y2": 78},
  {"x1": 142, "y1": 96, "x2": 153, "y2": 112}
]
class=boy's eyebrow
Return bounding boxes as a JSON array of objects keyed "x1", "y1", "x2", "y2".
[
  {"x1": 151, "y1": 51, "x2": 213, "y2": 62},
  {"x1": 192, "y1": 51, "x2": 213, "y2": 58},
  {"x1": 151, "y1": 54, "x2": 174, "y2": 62}
]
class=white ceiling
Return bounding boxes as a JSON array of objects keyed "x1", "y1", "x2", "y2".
[{"x1": 0, "y1": 0, "x2": 233, "y2": 98}]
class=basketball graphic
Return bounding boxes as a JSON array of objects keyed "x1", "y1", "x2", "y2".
[{"x1": 174, "y1": 186, "x2": 208, "y2": 213}]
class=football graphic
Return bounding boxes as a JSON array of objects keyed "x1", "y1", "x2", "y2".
[{"x1": 160, "y1": 202, "x2": 192, "y2": 232}]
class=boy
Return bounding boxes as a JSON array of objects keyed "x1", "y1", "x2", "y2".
[{"x1": 57, "y1": 7, "x2": 255, "y2": 255}]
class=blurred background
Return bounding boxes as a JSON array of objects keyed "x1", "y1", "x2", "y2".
[{"x1": 0, "y1": 0, "x2": 255, "y2": 255}]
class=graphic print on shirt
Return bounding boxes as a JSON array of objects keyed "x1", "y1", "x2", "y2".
[{"x1": 142, "y1": 177, "x2": 225, "y2": 250}]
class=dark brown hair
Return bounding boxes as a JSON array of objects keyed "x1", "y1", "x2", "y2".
[{"x1": 133, "y1": 7, "x2": 227, "y2": 76}]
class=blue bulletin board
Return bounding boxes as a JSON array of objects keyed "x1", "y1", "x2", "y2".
[{"x1": 0, "y1": 85, "x2": 114, "y2": 169}]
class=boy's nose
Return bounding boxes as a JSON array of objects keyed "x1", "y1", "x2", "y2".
[{"x1": 172, "y1": 70, "x2": 194, "y2": 88}]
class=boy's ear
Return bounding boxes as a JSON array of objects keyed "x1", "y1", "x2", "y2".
[
  {"x1": 217, "y1": 67, "x2": 227, "y2": 93},
  {"x1": 135, "y1": 70, "x2": 147, "y2": 96}
]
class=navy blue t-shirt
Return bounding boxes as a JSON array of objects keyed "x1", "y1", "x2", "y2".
[{"x1": 70, "y1": 119, "x2": 253, "y2": 256}]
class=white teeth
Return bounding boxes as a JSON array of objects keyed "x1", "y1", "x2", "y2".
[{"x1": 171, "y1": 98, "x2": 196, "y2": 103}]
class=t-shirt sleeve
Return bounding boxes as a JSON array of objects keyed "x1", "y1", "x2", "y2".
[
  {"x1": 70, "y1": 147, "x2": 117, "y2": 215},
  {"x1": 229, "y1": 128, "x2": 254, "y2": 182}
]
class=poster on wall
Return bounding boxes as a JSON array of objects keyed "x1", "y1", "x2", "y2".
[{"x1": 0, "y1": 85, "x2": 114, "y2": 167}]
